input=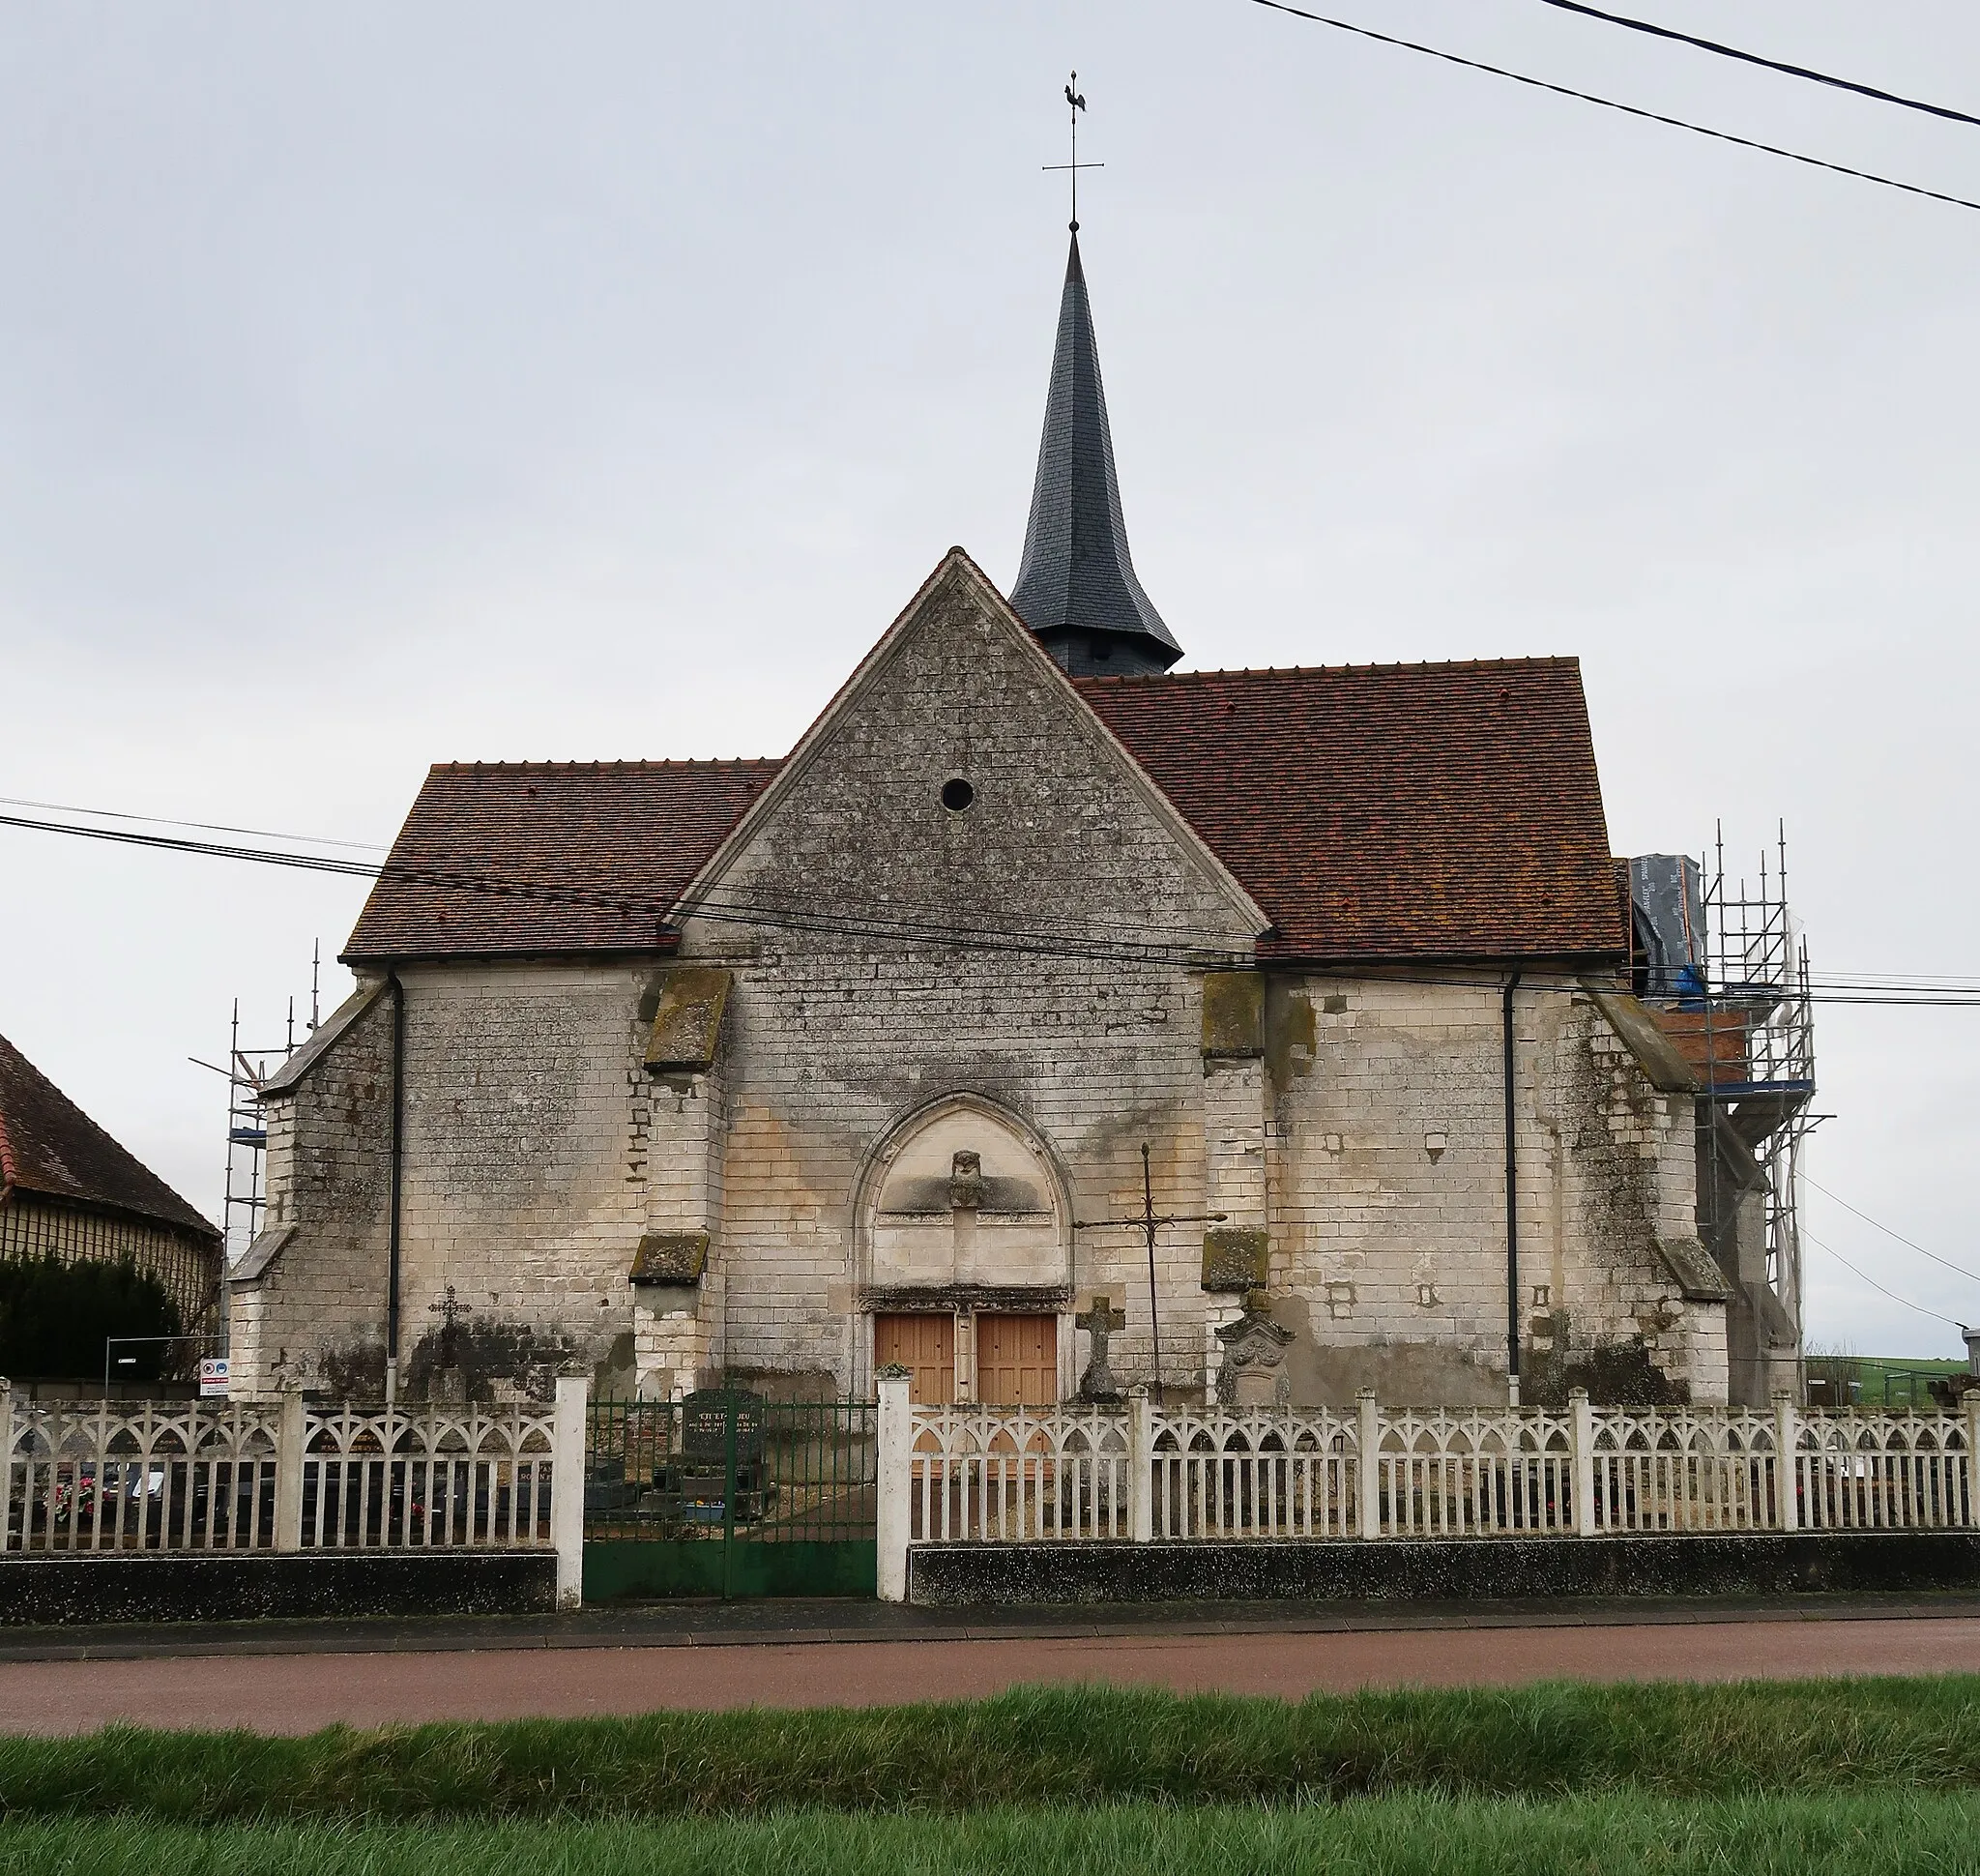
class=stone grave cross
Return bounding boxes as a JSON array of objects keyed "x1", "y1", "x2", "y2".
[{"x1": 1074, "y1": 1296, "x2": 1128, "y2": 1402}]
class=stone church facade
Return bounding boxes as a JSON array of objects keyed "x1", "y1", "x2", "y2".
[{"x1": 229, "y1": 235, "x2": 1776, "y2": 1411}]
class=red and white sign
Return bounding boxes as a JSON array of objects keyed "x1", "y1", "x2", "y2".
[{"x1": 198, "y1": 1358, "x2": 230, "y2": 1399}]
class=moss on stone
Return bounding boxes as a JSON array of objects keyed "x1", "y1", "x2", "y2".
[
  {"x1": 1202, "y1": 1228, "x2": 1269, "y2": 1292},
  {"x1": 644, "y1": 969, "x2": 733, "y2": 1073},
  {"x1": 1201, "y1": 973, "x2": 1265, "y2": 1058},
  {"x1": 630, "y1": 1233, "x2": 711, "y2": 1286}
]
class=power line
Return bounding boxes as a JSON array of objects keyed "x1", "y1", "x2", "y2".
[
  {"x1": 0, "y1": 793, "x2": 389, "y2": 853},
  {"x1": 1806, "y1": 1177, "x2": 1980, "y2": 1286},
  {"x1": 1241, "y1": 0, "x2": 1980, "y2": 216},
  {"x1": 7, "y1": 802, "x2": 1980, "y2": 1005},
  {"x1": 0, "y1": 809, "x2": 1255, "y2": 972},
  {"x1": 1802, "y1": 1224, "x2": 1965, "y2": 1329},
  {"x1": 1535, "y1": 0, "x2": 1980, "y2": 132}
]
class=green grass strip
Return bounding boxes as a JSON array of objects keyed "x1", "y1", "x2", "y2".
[
  {"x1": 5, "y1": 1793, "x2": 1980, "y2": 1876},
  {"x1": 6, "y1": 1678, "x2": 1980, "y2": 1820}
]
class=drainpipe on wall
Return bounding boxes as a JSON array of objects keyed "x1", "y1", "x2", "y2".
[
  {"x1": 385, "y1": 969, "x2": 406, "y2": 1409},
  {"x1": 1502, "y1": 970, "x2": 1523, "y2": 1408}
]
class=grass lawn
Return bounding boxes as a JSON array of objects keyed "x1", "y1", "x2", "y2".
[
  {"x1": 4, "y1": 1795, "x2": 1979, "y2": 1876},
  {"x1": 4, "y1": 1679, "x2": 1980, "y2": 1819},
  {"x1": 6, "y1": 1680, "x2": 1980, "y2": 1873}
]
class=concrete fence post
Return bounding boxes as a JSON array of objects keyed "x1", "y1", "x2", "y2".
[
  {"x1": 1965, "y1": 1390, "x2": 1980, "y2": 1529},
  {"x1": 275, "y1": 1390, "x2": 306, "y2": 1553},
  {"x1": 0, "y1": 1381, "x2": 15, "y2": 1546},
  {"x1": 1356, "y1": 1389, "x2": 1382, "y2": 1539},
  {"x1": 552, "y1": 1374, "x2": 589, "y2": 1611},
  {"x1": 1774, "y1": 1392, "x2": 1801, "y2": 1533},
  {"x1": 1128, "y1": 1388, "x2": 1153, "y2": 1542},
  {"x1": 1569, "y1": 1388, "x2": 1596, "y2": 1537},
  {"x1": 876, "y1": 1374, "x2": 913, "y2": 1603}
]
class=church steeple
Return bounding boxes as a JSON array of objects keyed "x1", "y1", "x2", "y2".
[{"x1": 1008, "y1": 232, "x2": 1182, "y2": 677}]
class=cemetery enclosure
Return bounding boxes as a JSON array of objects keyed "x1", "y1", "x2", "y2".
[
  {"x1": 2, "y1": 1383, "x2": 585, "y2": 1612},
  {"x1": 0, "y1": 1380, "x2": 877, "y2": 1612},
  {"x1": 876, "y1": 1382, "x2": 1980, "y2": 1599},
  {"x1": 11, "y1": 1378, "x2": 1980, "y2": 1618},
  {"x1": 583, "y1": 1393, "x2": 879, "y2": 1599}
]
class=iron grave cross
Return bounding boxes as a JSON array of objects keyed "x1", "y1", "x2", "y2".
[
  {"x1": 1042, "y1": 72, "x2": 1103, "y2": 232},
  {"x1": 1073, "y1": 1143, "x2": 1224, "y2": 1403},
  {"x1": 428, "y1": 1283, "x2": 471, "y2": 1370}
]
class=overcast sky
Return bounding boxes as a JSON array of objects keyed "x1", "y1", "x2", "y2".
[{"x1": 4, "y1": 1, "x2": 1976, "y2": 1359}]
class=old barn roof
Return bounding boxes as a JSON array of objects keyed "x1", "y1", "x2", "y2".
[
  {"x1": 344, "y1": 657, "x2": 1621, "y2": 966},
  {"x1": 0, "y1": 1033, "x2": 218, "y2": 1237}
]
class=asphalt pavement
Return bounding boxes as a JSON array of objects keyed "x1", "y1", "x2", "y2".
[{"x1": 2, "y1": 1597, "x2": 1978, "y2": 1734}]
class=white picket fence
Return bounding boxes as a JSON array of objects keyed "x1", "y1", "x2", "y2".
[
  {"x1": 875, "y1": 1382, "x2": 1980, "y2": 1597},
  {"x1": 1, "y1": 1381, "x2": 587, "y2": 1603}
]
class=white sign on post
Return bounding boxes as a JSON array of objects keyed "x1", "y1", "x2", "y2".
[{"x1": 199, "y1": 1358, "x2": 230, "y2": 1399}]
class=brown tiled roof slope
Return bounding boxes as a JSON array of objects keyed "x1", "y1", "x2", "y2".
[
  {"x1": 0, "y1": 1033, "x2": 218, "y2": 1237},
  {"x1": 344, "y1": 760, "x2": 781, "y2": 960},
  {"x1": 345, "y1": 661, "x2": 1621, "y2": 966},
  {"x1": 1078, "y1": 659, "x2": 1625, "y2": 961}
]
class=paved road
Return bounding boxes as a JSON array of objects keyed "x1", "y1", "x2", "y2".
[{"x1": 4, "y1": 1615, "x2": 1979, "y2": 1734}]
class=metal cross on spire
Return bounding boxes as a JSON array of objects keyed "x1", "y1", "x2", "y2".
[
  {"x1": 1073, "y1": 1143, "x2": 1225, "y2": 1403},
  {"x1": 1042, "y1": 71, "x2": 1102, "y2": 231}
]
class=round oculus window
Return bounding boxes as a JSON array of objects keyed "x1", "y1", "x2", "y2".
[{"x1": 941, "y1": 777, "x2": 975, "y2": 812}]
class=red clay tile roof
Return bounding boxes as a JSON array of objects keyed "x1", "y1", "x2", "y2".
[
  {"x1": 343, "y1": 660, "x2": 1622, "y2": 966},
  {"x1": 343, "y1": 760, "x2": 781, "y2": 961},
  {"x1": 1077, "y1": 659, "x2": 1624, "y2": 962},
  {"x1": 0, "y1": 1033, "x2": 218, "y2": 1238}
]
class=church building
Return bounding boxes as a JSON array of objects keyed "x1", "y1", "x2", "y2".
[{"x1": 229, "y1": 232, "x2": 1804, "y2": 1412}]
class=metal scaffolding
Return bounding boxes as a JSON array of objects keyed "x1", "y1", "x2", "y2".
[
  {"x1": 1699, "y1": 824, "x2": 1819, "y2": 1338},
  {"x1": 215, "y1": 945, "x2": 321, "y2": 1291}
]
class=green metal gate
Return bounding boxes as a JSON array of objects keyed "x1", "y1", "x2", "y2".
[{"x1": 582, "y1": 1391, "x2": 877, "y2": 1599}]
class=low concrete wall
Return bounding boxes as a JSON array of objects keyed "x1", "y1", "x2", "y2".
[
  {"x1": 908, "y1": 1533, "x2": 1980, "y2": 1606},
  {"x1": 0, "y1": 1551, "x2": 557, "y2": 1626}
]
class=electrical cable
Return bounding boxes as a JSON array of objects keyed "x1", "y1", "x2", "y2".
[
  {"x1": 6, "y1": 803, "x2": 1980, "y2": 1003},
  {"x1": 1806, "y1": 1177, "x2": 1980, "y2": 1286},
  {"x1": 0, "y1": 809, "x2": 1257, "y2": 972},
  {"x1": 1241, "y1": 0, "x2": 1980, "y2": 215},
  {"x1": 0, "y1": 793, "x2": 388, "y2": 853},
  {"x1": 1801, "y1": 1224, "x2": 1965, "y2": 1328},
  {"x1": 1534, "y1": 0, "x2": 1980, "y2": 132}
]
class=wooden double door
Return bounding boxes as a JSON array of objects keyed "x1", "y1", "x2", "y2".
[{"x1": 873, "y1": 1312, "x2": 1059, "y2": 1406}]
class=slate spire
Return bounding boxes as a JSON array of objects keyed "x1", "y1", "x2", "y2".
[{"x1": 1009, "y1": 233, "x2": 1181, "y2": 676}]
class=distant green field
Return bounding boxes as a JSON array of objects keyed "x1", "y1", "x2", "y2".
[
  {"x1": 1811, "y1": 1357, "x2": 1967, "y2": 1410},
  {"x1": 4, "y1": 1795, "x2": 1978, "y2": 1876}
]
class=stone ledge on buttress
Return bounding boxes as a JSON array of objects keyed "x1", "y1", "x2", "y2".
[
  {"x1": 644, "y1": 967, "x2": 733, "y2": 1074},
  {"x1": 1201, "y1": 971, "x2": 1266, "y2": 1059},
  {"x1": 630, "y1": 1232, "x2": 711, "y2": 1285},
  {"x1": 1202, "y1": 1227, "x2": 1269, "y2": 1291}
]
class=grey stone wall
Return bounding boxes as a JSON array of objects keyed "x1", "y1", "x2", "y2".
[
  {"x1": 230, "y1": 985, "x2": 394, "y2": 1396},
  {"x1": 1260, "y1": 976, "x2": 1722, "y2": 1407},
  {"x1": 231, "y1": 562, "x2": 1719, "y2": 1408},
  {"x1": 677, "y1": 563, "x2": 1262, "y2": 1398}
]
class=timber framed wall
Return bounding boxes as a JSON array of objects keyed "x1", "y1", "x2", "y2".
[{"x1": 0, "y1": 1194, "x2": 220, "y2": 1342}]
